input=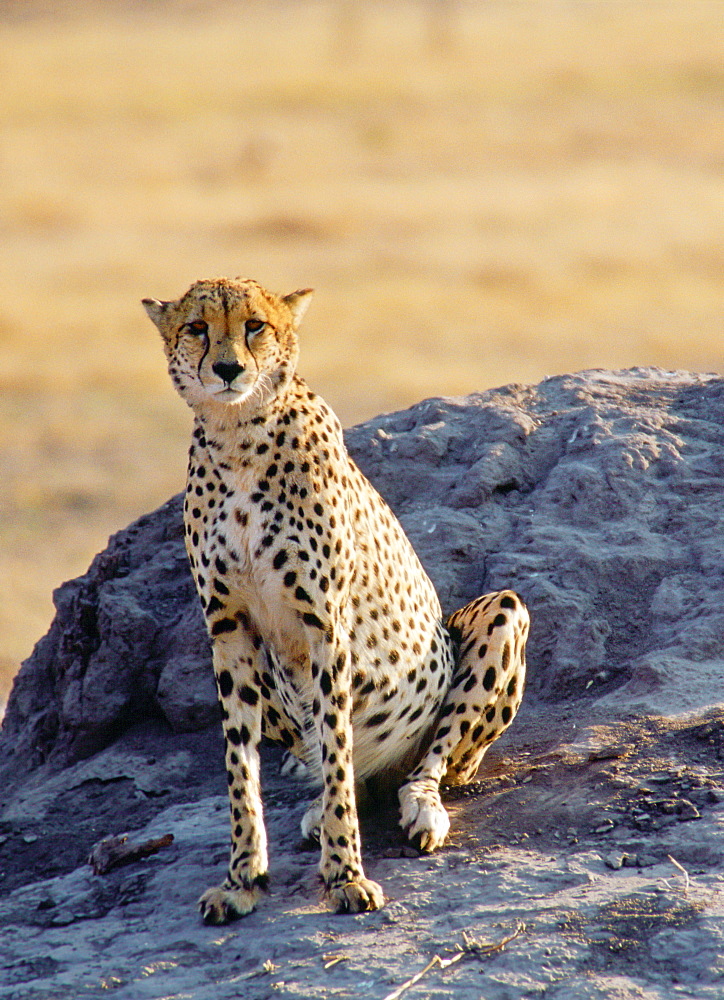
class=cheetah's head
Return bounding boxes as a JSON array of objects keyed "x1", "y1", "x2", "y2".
[{"x1": 143, "y1": 277, "x2": 313, "y2": 413}]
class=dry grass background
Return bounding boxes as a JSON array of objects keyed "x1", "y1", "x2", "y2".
[{"x1": 0, "y1": 0, "x2": 722, "y2": 706}]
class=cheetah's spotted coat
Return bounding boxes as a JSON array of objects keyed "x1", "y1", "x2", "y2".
[{"x1": 144, "y1": 277, "x2": 529, "y2": 923}]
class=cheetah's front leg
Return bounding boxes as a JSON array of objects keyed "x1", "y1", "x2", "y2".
[
  {"x1": 309, "y1": 634, "x2": 385, "y2": 914},
  {"x1": 198, "y1": 628, "x2": 269, "y2": 924},
  {"x1": 399, "y1": 590, "x2": 529, "y2": 851}
]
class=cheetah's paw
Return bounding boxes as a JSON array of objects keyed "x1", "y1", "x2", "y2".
[
  {"x1": 198, "y1": 884, "x2": 263, "y2": 924},
  {"x1": 399, "y1": 783, "x2": 450, "y2": 852},
  {"x1": 301, "y1": 797, "x2": 323, "y2": 842},
  {"x1": 327, "y1": 878, "x2": 385, "y2": 914},
  {"x1": 281, "y1": 750, "x2": 310, "y2": 780}
]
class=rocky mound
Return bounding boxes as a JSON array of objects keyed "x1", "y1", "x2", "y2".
[
  {"x1": 2, "y1": 368, "x2": 724, "y2": 1000},
  {"x1": 4, "y1": 367, "x2": 724, "y2": 767}
]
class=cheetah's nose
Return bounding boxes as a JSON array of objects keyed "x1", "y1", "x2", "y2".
[{"x1": 212, "y1": 360, "x2": 245, "y2": 384}]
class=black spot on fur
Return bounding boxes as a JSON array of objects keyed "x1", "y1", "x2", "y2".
[
  {"x1": 206, "y1": 595, "x2": 224, "y2": 616},
  {"x1": 212, "y1": 617, "x2": 237, "y2": 636},
  {"x1": 302, "y1": 611, "x2": 325, "y2": 631},
  {"x1": 487, "y1": 613, "x2": 507, "y2": 634},
  {"x1": 239, "y1": 685, "x2": 259, "y2": 706}
]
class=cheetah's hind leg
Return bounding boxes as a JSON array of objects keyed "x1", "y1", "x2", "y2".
[{"x1": 399, "y1": 590, "x2": 529, "y2": 850}]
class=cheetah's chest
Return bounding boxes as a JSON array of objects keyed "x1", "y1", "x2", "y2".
[{"x1": 185, "y1": 465, "x2": 312, "y2": 666}]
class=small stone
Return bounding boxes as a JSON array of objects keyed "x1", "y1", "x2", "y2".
[
  {"x1": 593, "y1": 819, "x2": 616, "y2": 834},
  {"x1": 676, "y1": 800, "x2": 701, "y2": 821},
  {"x1": 604, "y1": 852, "x2": 624, "y2": 869},
  {"x1": 588, "y1": 746, "x2": 626, "y2": 762},
  {"x1": 637, "y1": 854, "x2": 659, "y2": 867},
  {"x1": 657, "y1": 799, "x2": 679, "y2": 814},
  {"x1": 622, "y1": 853, "x2": 639, "y2": 867},
  {"x1": 694, "y1": 724, "x2": 717, "y2": 740},
  {"x1": 23, "y1": 834, "x2": 38, "y2": 844}
]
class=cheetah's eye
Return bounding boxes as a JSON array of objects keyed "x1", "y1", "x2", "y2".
[
  {"x1": 245, "y1": 319, "x2": 265, "y2": 336},
  {"x1": 183, "y1": 320, "x2": 209, "y2": 336}
]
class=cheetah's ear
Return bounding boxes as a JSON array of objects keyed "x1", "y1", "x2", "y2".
[
  {"x1": 142, "y1": 297, "x2": 170, "y2": 329},
  {"x1": 282, "y1": 288, "x2": 314, "y2": 330}
]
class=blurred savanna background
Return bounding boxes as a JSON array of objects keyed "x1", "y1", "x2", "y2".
[{"x1": 0, "y1": 0, "x2": 722, "y2": 709}]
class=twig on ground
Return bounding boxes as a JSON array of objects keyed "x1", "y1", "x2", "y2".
[
  {"x1": 381, "y1": 922, "x2": 525, "y2": 1000},
  {"x1": 322, "y1": 952, "x2": 350, "y2": 969},
  {"x1": 667, "y1": 854, "x2": 691, "y2": 895},
  {"x1": 88, "y1": 833, "x2": 174, "y2": 875}
]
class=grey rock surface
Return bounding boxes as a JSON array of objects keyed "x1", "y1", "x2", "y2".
[{"x1": 2, "y1": 368, "x2": 724, "y2": 1000}]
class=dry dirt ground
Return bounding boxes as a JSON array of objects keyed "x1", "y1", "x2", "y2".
[
  {"x1": 1, "y1": 0, "x2": 722, "y2": 697},
  {"x1": 2, "y1": 708, "x2": 724, "y2": 999}
]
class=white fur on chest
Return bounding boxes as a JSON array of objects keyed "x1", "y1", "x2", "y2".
[{"x1": 192, "y1": 470, "x2": 311, "y2": 669}]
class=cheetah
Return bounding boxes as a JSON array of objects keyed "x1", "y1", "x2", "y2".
[{"x1": 144, "y1": 277, "x2": 529, "y2": 924}]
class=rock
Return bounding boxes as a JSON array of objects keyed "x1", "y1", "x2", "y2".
[
  {"x1": 4, "y1": 367, "x2": 724, "y2": 771},
  {"x1": 603, "y1": 850, "x2": 639, "y2": 869},
  {"x1": 676, "y1": 800, "x2": 702, "y2": 821},
  {"x1": 1, "y1": 497, "x2": 210, "y2": 766},
  {"x1": 156, "y1": 653, "x2": 219, "y2": 734},
  {"x1": 594, "y1": 819, "x2": 617, "y2": 834}
]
